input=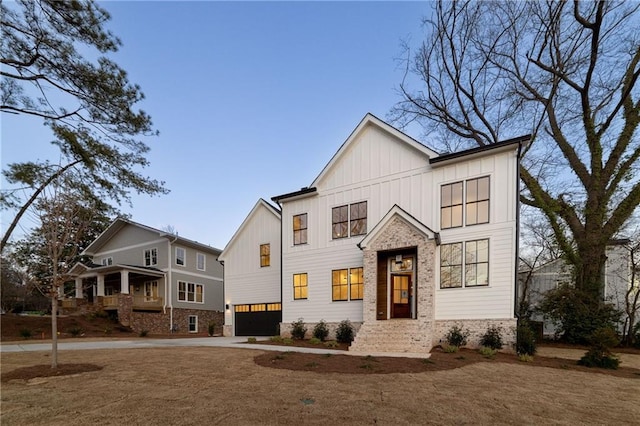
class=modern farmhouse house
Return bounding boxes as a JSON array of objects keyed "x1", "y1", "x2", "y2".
[
  {"x1": 67, "y1": 218, "x2": 224, "y2": 334},
  {"x1": 221, "y1": 113, "x2": 529, "y2": 354}
]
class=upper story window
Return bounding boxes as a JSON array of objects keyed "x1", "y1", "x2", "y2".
[
  {"x1": 332, "y1": 201, "x2": 367, "y2": 239},
  {"x1": 196, "y1": 253, "x2": 206, "y2": 271},
  {"x1": 441, "y1": 177, "x2": 490, "y2": 229},
  {"x1": 176, "y1": 247, "x2": 186, "y2": 266},
  {"x1": 144, "y1": 248, "x2": 158, "y2": 267},
  {"x1": 101, "y1": 257, "x2": 113, "y2": 266},
  {"x1": 293, "y1": 213, "x2": 308, "y2": 245},
  {"x1": 440, "y1": 239, "x2": 489, "y2": 289},
  {"x1": 293, "y1": 273, "x2": 308, "y2": 299},
  {"x1": 260, "y1": 244, "x2": 270, "y2": 267}
]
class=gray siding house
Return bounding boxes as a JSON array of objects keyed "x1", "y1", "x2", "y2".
[{"x1": 68, "y1": 218, "x2": 224, "y2": 334}]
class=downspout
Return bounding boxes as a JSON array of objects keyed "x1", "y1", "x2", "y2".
[
  {"x1": 165, "y1": 234, "x2": 178, "y2": 332},
  {"x1": 514, "y1": 141, "x2": 524, "y2": 321},
  {"x1": 275, "y1": 200, "x2": 284, "y2": 331}
]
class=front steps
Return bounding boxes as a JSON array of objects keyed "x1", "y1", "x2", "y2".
[{"x1": 349, "y1": 319, "x2": 433, "y2": 354}]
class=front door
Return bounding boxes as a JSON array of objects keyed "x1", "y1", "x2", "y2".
[{"x1": 391, "y1": 274, "x2": 411, "y2": 318}]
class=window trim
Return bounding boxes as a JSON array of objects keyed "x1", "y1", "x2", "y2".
[
  {"x1": 188, "y1": 315, "x2": 198, "y2": 333},
  {"x1": 440, "y1": 176, "x2": 491, "y2": 230},
  {"x1": 175, "y1": 247, "x2": 186, "y2": 267},
  {"x1": 260, "y1": 243, "x2": 270, "y2": 267},
  {"x1": 293, "y1": 273, "x2": 308, "y2": 300},
  {"x1": 331, "y1": 269, "x2": 349, "y2": 301},
  {"x1": 101, "y1": 257, "x2": 113, "y2": 266},
  {"x1": 293, "y1": 213, "x2": 308, "y2": 246},
  {"x1": 439, "y1": 239, "x2": 490, "y2": 289},
  {"x1": 144, "y1": 247, "x2": 158, "y2": 267},
  {"x1": 465, "y1": 176, "x2": 490, "y2": 226},
  {"x1": 196, "y1": 252, "x2": 206, "y2": 271},
  {"x1": 331, "y1": 201, "x2": 367, "y2": 240},
  {"x1": 440, "y1": 181, "x2": 464, "y2": 230},
  {"x1": 178, "y1": 280, "x2": 205, "y2": 304},
  {"x1": 331, "y1": 267, "x2": 364, "y2": 301}
]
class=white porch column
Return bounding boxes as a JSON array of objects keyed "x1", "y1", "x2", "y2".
[
  {"x1": 97, "y1": 274, "x2": 105, "y2": 297},
  {"x1": 57, "y1": 286, "x2": 64, "y2": 298},
  {"x1": 120, "y1": 271, "x2": 130, "y2": 294},
  {"x1": 75, "y1": 278, "x2": 83, "y2": 298}
]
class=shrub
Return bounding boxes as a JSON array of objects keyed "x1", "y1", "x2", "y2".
[
  {"x1": 247, "y1": 337, "x2": 257, "y2": 343},
  {"x1": 478, "y1": 346, "x2": 497, "y2": 358},
  {"x1": 577, "y1": 327, "x2": 620, "y2": 370},
  {"x1": 290, "y1": 318, "x2": 307, "y2": 340},
  {"x1": 336, "y1": 319, "x2": 354, "y2": 344},
  {"x1": 19, "y1": 328, "x2": 32, "y2": 339},
  {"x1": 481, "y1": 325, "x2": 503, "y2": 350},
  {"x1": 139, "y1": 330, "x2": 148, "y2": 337},
  {"x1": 445, "y1": 325, "x2": 470, "y2": 348},
  {"x1": 325, "y1": 340, "x2": 339, "y2": 348},
  {"x1": 103, "y1": 327, "x2": 112, "y2": 335},
  {"x1": 282, "y1": 338, "x2": 294, "y2": 345},
  {"x1": 68, "y1": 326, "x2": 84, "y2": 337},
  {"x1": 516, "y1": 323, "x2": 537, "y2": 356},
  {"x1": 443, "y1": 344, "x2": 459, "y2": 353},
  {"x1": 518, "y1": 354, "x2": 534, "y2": 362},
  {"x1": 538, "y1": 284, "x2": 622, "y2": 344},
  {"x1": 312, "y1": 320, "x2": 329, "y2": 341},
  {"x1": 208, "y1": 321, "x2": 216, "y2": 336},
  {"x1": 309, "y1": 337, "x2": 322, "y2": 345},
  {"x1": 269, "y1": 335, "x2": 283, "y2": 343}
]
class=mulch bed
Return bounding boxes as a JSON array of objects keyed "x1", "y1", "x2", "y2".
[{"x1": 1, "y1": 364, "x2": 103, "y2": 383}]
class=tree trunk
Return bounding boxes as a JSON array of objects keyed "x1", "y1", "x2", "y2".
[
  {"x1": 575, "y1": 241, "x2": 607, "y2": 300},
  {"x1": 51, "y1": 291, "x2": 58, "y2": 369}
]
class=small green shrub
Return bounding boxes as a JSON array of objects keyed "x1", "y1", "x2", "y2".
[
  {"x1": 283, "y1": 338, "x2": 294, "y2": 345},
  {"x1": 247, "y1": 337, "x2": 257, "y2": 343},
  {"x1": 325, "y1": 340, "x2": 339, "y2": 348},
  {"x1": 68, "y1": 326, "x2": 84, "y2": 337},
  {"x1": 208, "y1": 321, "x2": 216, "y2": 336},
  {"x1": 19, "y1": 328, "x2": 32, "y2": 339},
  {"x1": 445, "y1": 325, "x2": 470, "y2": 347},
  {"x1": 309, "y1": 337, "x2": 322, "y2": 345},
  {"x1": 336, "y1": 319, "x2": 354, "y2": 344},
  {"x1": 312, "y1": 320, "x2": 329, "y2": 341},
  {"x1": 577, "y1": 327, "x2": 620, "y2": 370},
  {"x1": 516, "y1": 323, "x2": 537, "y2": 356},
  {"x1": 269, "y1": 335, "x2": 284, "y2": 343},
  {"x1": 518, "y1": 354, "x2": 534, "y2": 362},
  {"x1": 139, "y1": 330, "x2": 149, "y2": 337},
  {"x1": 443, "y1": 344, "x2": 459, "y2": 353},
  {"x1": 290, "y1": 318, "x2": 307, "y2": 340},
  {"x1": 481, "y1": 325, "x2": 503, "y2": 350},
  {"x1": 478, "y1": 346, "x2": 497, "y2": 359}
]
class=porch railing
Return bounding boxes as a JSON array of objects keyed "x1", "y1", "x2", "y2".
[
  {"x1": 103, "y1": 295, "x2": 118, "y2": 308},
  {"x1": 61, "y1": 298, "x2": 76, "y2": 309},
  {"x1": 133, "y1": 296, "x2": 163, "y2": 309}
]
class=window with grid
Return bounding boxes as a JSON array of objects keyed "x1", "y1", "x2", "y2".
[
  {"x1": 465, "y1": 239, "x2": 489, "y2": 286},
  {"x1": 466, "y1": 177, "x2": 490, "y2": 225},
  {"x1": 441, "y1": 182, "x2": 463, "y2": 229},
  {"x1": 144, "y1": 248, "x2": 158, "y2": 266},
  {"x1": 332, "y1": 206, "x2": 348, "y2": 239},
  {"x1": 178, "y1": 281, "x2": 204, "y2": 303},
  {"x1": 293, "y1": 273, "x2": 308, "y2": 299},
  {"x1": 293, "y1": 214, "x2": 308, "y2": 245},
  {"x1": 260, "y1": 243, "x2": 270, "y2": 267},
  {"x1": 332, "y1": 269, "x2": 348, "y2": 301},
  {"x1": 440, "y1": 242, "x2": 463, "y2": 288},
  {"x1": 350, "y1": 202, "x2": 367, "y2": 236},
  {"x1": 350, "y1": 267, "x2": 364, "y2": 300},
  {"x1": 332, "y1": 202, "x2": 367, "y2": 239}
]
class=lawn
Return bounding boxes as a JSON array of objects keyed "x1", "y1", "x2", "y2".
[{"x1": 2, "y1": 346, "x2": 639, "y2": 425}]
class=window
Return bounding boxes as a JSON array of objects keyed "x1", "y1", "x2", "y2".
[
  {"x1": 465, "y1": 239, "x2": 489, "y2": 286},
  {"x1": 188, "y1": 315, "x2": 198, "y2": 333},
  {"x1": 176, "y1": 247, "x2": 185, "y2": 266},
  {"x1": 441, "y1": 182, "x2": 463, "y2": 229},
  {"x1": 144, "y1": 248, "x2": 158, "y2": 266},
  {"x1": 441, "y1": 177, "x2": 490, "y2": 229},
  {"x1": 251, "y1": 304, "x2": 266, "y2": 312},
  {"x1": 332, "y1": 202, "x2": 367, "y2": 239},
  {"x1": 466, "y1": 177, "x2": 490, "y2": 225},
  {"x1": 260, "y1": 244, "x2": 270, "y2": 267},
  {"x1": 144, "y1": 281, "x2": 159, "y2": 301},
  {"x1": 332, "y1": 267, "x2": 363, "y2": 301},
  {"x1": 440, "y1": 243, "x2": 463, "y2": 288},
  {"x1": 440, "y1": 239, "x2": 489, "y2": 288},
  {"x1": 235, "y1": 305, "x2": 250, "y2": 313},
  {"x1": 293, "y1": 273, "x2": 308, "y2": 299},
  {"x1": 293, "y1": 214, "x2": 308, "y2": 245},
  {"x1": 178, "y1": 281, "x2": 204, "y2": 303},
  {"x1": 267, "y1": 303, "x2": 281, "y2": 311},
  {"x1": 332, "y1": 269, "x2": 348, "y2": 301},
  {"x1": 196, "y1": 253, "x2": 206, "y2": 271},
  {"x1": 101, "y1": 257, "x2": 113, "y2": 266}
]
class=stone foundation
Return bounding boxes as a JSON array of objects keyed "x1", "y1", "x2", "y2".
[
  {"x1": 433, "y1": 318, "x2": 517, "y2": 349},
  {"x1": 126, "y1": 308, "x2": 223, "y2": 335},
  {"x1": 223, "y1": 324, "x2": 233, "y2": 337},
  {"x1": 279, "y1": 321, "x2": 362, "y2": 341}
]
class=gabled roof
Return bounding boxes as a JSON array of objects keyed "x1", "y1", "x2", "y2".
[
  {"x1": 429, "y1": 135, "x2": 531, "y2": 167},
  {"x1": 358, "y1": 204, "x2": 440, "y2": 250},
  {"x1": 218, "y1": 199, "x2": 281, "y2": 262},
  {"x1": 82, "y1": 217, "x2": 221, "y2": 256},
  {"x1": 68, "y1": 261, "x2": 166, "y2": 278},
  {"x1": 310, "y1": 113, "x2": 439, "y2": 188}
]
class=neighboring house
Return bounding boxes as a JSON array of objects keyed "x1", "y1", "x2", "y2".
[
  {"x1": 68, "y1": 218, "x2": 224, "y2": 334},
  {"x1": 218, "y1": 199, "x2": 282, "y2": 336},
  {"x1": 222, "y1": 113, "x2": 528, "y2": 354},
  {"x1": 520, "y1": 239, "x2": 640, "y2": 336}
]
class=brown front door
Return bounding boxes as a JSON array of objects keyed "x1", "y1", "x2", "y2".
[{"x1": 391, "y1": 274, "x2": 411, "y2": 318}]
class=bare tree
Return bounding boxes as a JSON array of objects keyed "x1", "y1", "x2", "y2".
[{"x1": 392, "y1": 1, "x2": 640, "y2": 300}]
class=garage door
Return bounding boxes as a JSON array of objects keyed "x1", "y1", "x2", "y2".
[{"x1": 234, "y1": 303, "x2": 282, "y2": 336}]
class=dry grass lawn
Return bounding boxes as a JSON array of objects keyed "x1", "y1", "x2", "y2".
[{"x1": 2, "y1": 346, "x2": 639, "y2": 425}]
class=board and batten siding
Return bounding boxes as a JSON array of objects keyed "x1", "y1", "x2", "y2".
[
  {"x1": 281, "y1": 121, "x2": 519, "y2": 323},
  {"x1": 220, "y1": 202, "x2": 282, "y2": 328}
]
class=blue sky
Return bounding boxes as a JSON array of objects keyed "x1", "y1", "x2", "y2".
[{"x1": 2, "y1": 1, "x2": 432, "y2": 250}]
